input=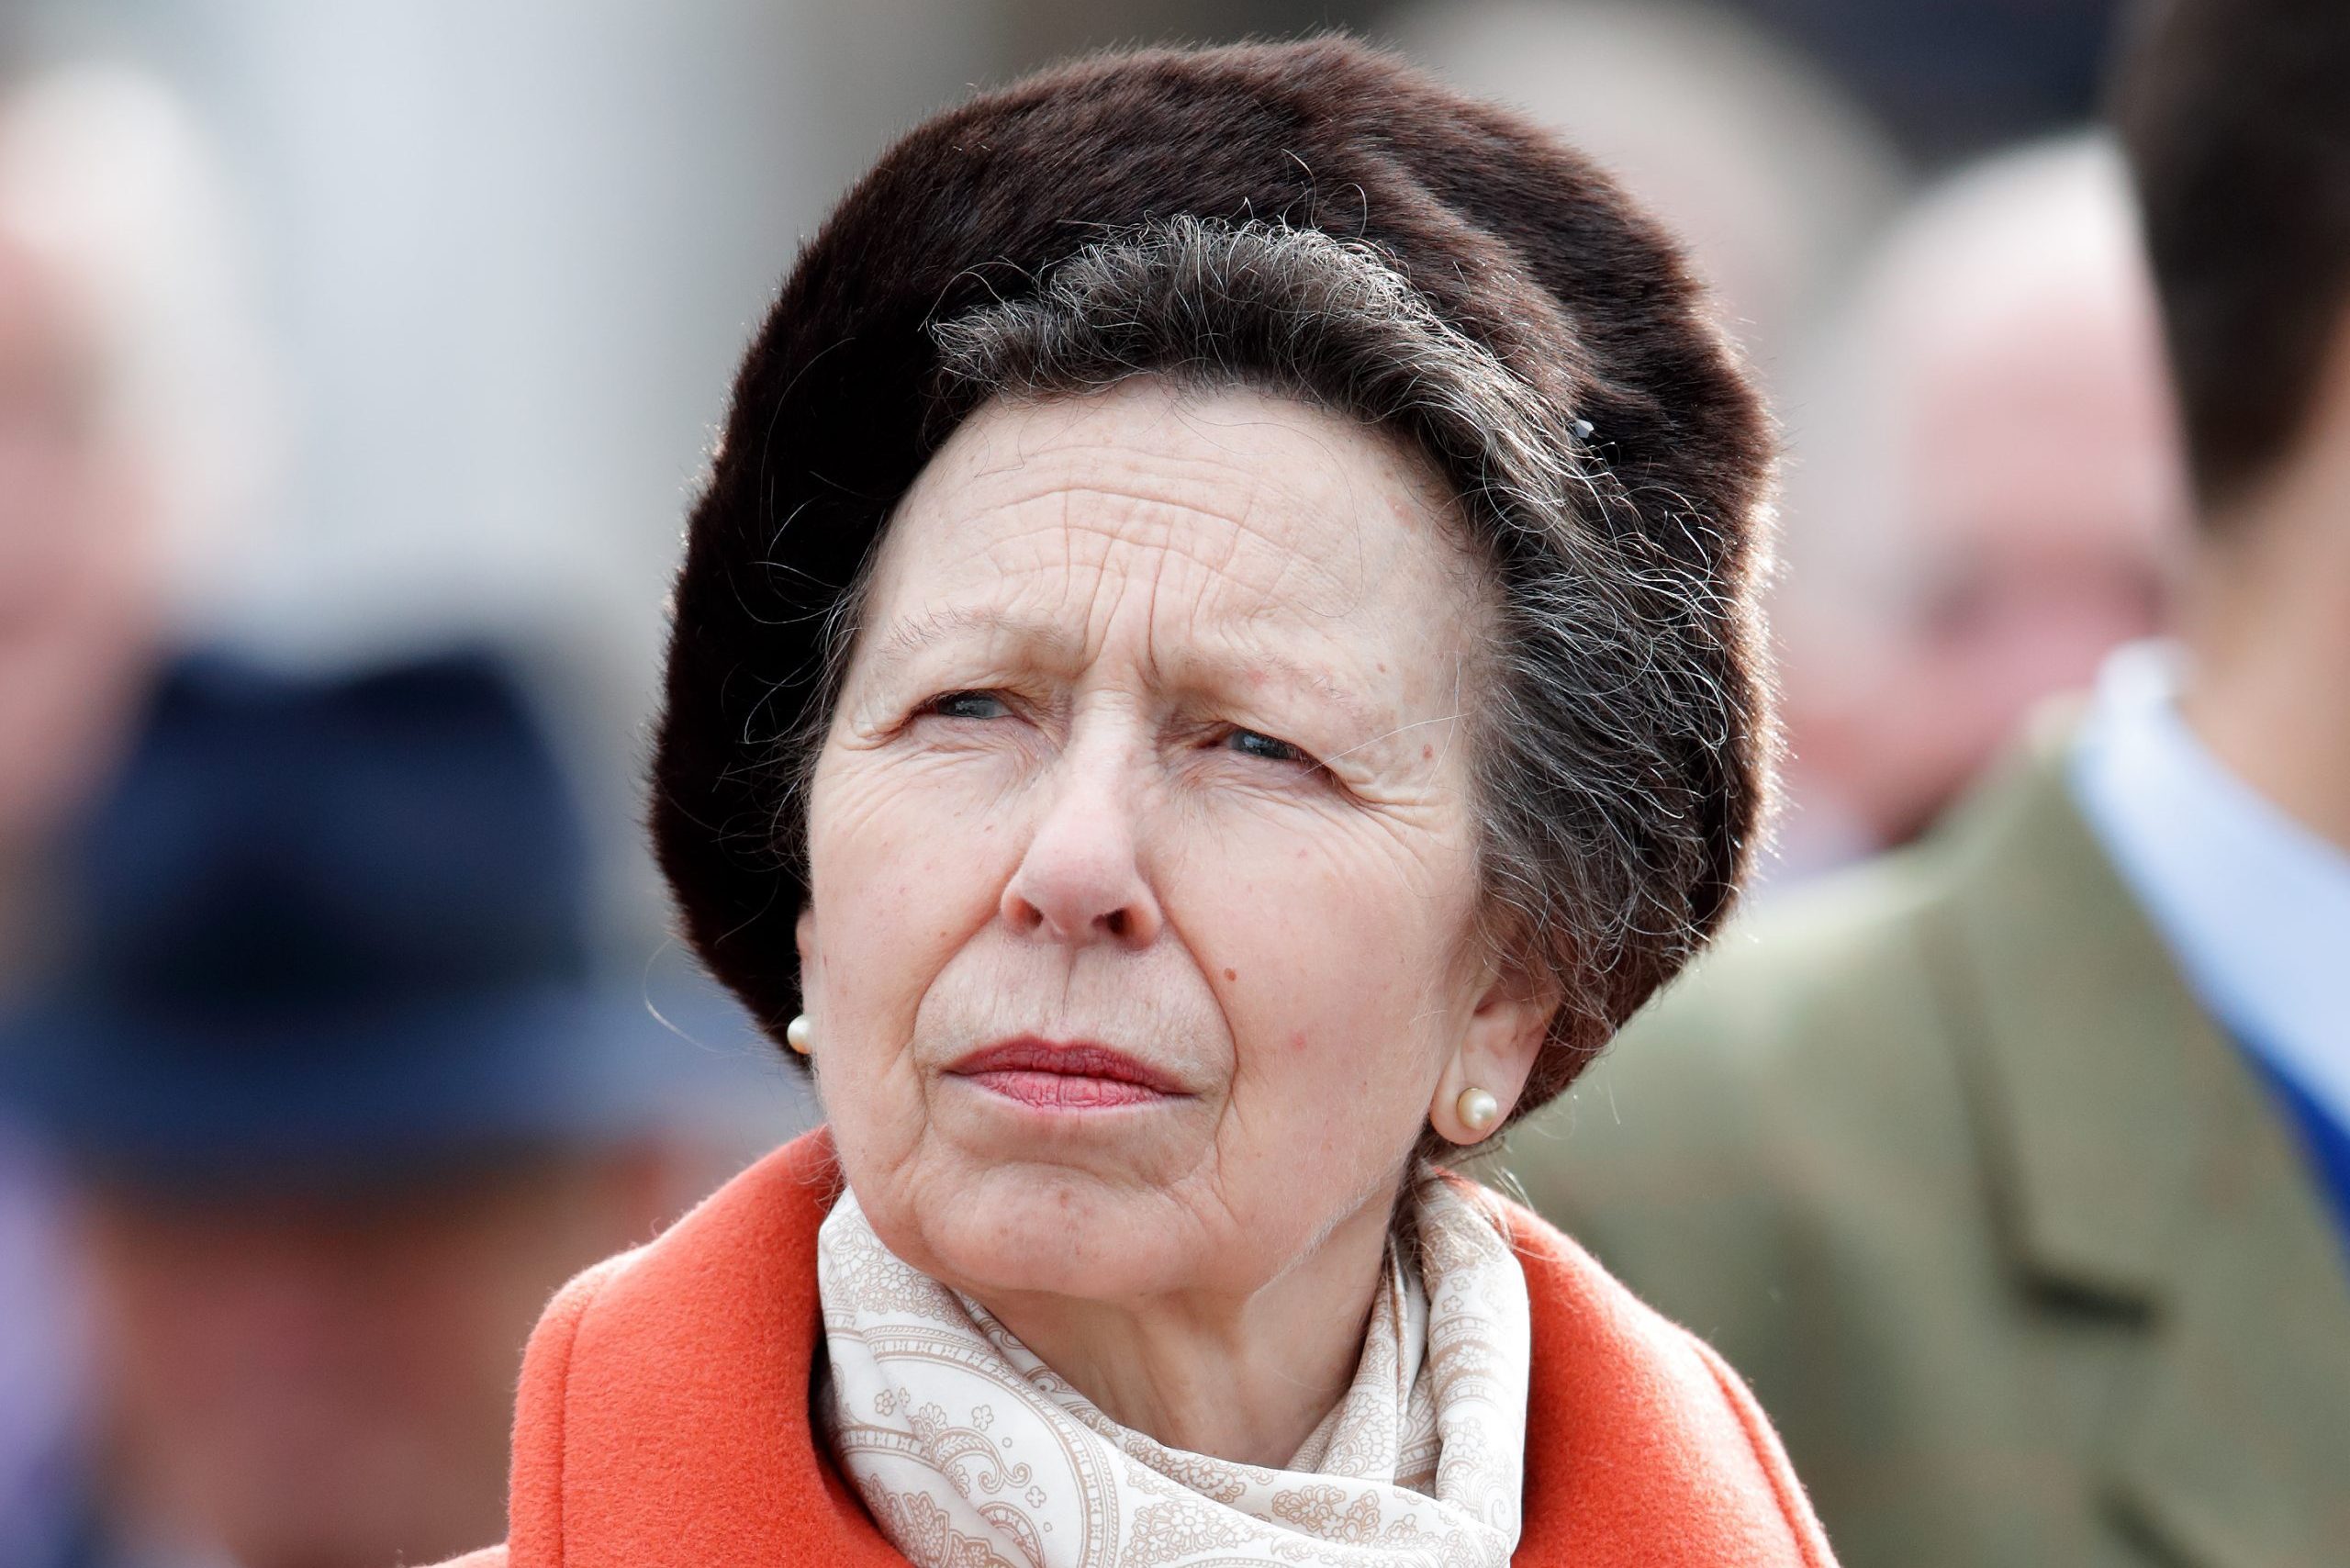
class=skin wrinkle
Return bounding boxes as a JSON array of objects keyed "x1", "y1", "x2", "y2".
[
  {"x1": 843, "y1": 472, "x2": 1423, "y2": 789},
  {"x1": 799, "y1": 380, "x2": 1550, "y2": 1466},
  {"x1": 1151, "y1": 388, "x2": 1407, "y2": 616},
  {"x1": 1064, "y1": 399, "x2": 1473, "y2": 796}
]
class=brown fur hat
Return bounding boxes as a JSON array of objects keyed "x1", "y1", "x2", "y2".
[{"x1": 651, "y1": 37, "x2": 1772, "y2": 1092}]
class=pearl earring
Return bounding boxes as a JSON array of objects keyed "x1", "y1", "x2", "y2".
[
  {"x1": 1456, "y1": 1086, "x2": 1501, "y2": 1135},
  {"x1": 786, "y1": 1014, "x2": 813, "y2": 1055}
]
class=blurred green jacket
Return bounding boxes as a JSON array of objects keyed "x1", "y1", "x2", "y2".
[{"x1": 1507, "y1": 728, "x2": 2350, "y2": 1568}]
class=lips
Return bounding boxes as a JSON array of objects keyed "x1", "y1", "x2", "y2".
[{"x1": 946, "y1": 1037, "x2": 1186, "y2": 1110}]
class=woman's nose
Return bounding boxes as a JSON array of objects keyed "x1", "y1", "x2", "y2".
[{"x1": 999, "y1": 756, "x2": 1163, "y2": 951}]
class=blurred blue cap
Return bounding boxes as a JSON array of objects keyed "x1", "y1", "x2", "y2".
[{"x1": 0, "y1": 646, "x2": 688, "y2": 1185}]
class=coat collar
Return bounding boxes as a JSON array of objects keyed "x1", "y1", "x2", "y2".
[
  {"x1": 1927, "y1": 715, "x2": 2231, "y2": 1304},
  {"x1": 1925, "y1": 722, "x2": 2350, "y2": 1568},
  {"x1": 506, "y1": 1129, "x2": 1832, "y2": 1567}
]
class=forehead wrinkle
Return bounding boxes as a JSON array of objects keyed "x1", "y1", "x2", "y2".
[
  {"x1": 1020, "y1": 480, "x2": 1351, "y2": 597},
  {"x1": 852, "y1": 603, "x2": 1080, "y2": 694},
  {"x1": 896, "y1": 475, "x2": 1370, "y2": 641},
  {"x1": 1030, "y1": 513, "x2": 1382, "y2": 734},
  {"x1": 1108, "y1": 510, "x2": 1371, "y2": 734},
  {"x1": 866, "y1": 392, "x2": 1484, "y2": 735},
  {"x1": 858, "y1": 554, "x2": 1396, "y2": 740},
  {"x1": 920, "y1": 407, "x2": 1371, "y2": 562}
]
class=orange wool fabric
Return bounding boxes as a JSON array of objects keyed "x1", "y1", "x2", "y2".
[{"x1": 444, "y1": 1130, "x2": 1834, "y2": 1567}]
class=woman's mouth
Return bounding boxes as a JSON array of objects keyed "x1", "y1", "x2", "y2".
[{"x1": 946, "y1": 1037, "x2": 1187, "y2": 1110}]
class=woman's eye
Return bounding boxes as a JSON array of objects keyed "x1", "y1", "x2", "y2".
[
  {"x1": 1225, "y1": 728, "x2": 1309, "y2": 765},
  {"x1": 923, "y1": 690, "x2": 1011, "y2": 721}
]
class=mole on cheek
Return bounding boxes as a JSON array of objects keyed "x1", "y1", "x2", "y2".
[{"x1": 1223, "y1": 967, "x2": 1237, "y2": 982}]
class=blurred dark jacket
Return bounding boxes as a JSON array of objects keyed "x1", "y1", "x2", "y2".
[{"x1": 1509, "y1": 726, "x2": 2350, "y2": 1568}]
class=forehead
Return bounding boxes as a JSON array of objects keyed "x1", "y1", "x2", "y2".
[
  {"x1": 0, "y1": 235, "x2": 93, "y2": 402},
  {"x1": 1901, "y1": 301, "x2": 2184, "y2": 556},
  {"x1": 864, "y1": 379, "x2": 1486, "y2": 656}
]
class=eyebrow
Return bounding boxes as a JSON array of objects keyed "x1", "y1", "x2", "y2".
[
  {"x1": 859, "y1": 605, "x2": 1076, "y2": 684},
  {"x1": 856, "y1": 603, "x2": 1382, "y2": 734}
]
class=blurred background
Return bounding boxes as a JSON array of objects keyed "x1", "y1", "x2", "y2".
[{"x1": 0, "y1": 1, "x2": 2186, "y2": 1565}]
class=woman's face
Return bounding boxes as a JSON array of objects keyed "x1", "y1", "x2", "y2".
[{"x1": 800, "y1": 377, "x2": 1548, "y2": 1310}]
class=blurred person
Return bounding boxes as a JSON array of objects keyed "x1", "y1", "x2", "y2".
[
  {"x1": 1387, "y1": 0, "x2": 1907, "y2": 389},
  {"x1": 1508, "y1": 0, "x2": 2350, "y2": 1562},
  {"x1": 434, "y1": 39, "x2": 1836, "y2": 1567},
  {"x1": 0, "y1": 190, "x2": 123, "y2": 1555},
  {"x1": 0, "y1": 214, "x2": 145, "y2": 969},
  {"x1": 1771, "y1": 136, "x2": 2188, "y2": 870},
  {"x1": 0, "y1": 64, "x2": 274, "y2": 1568},
  {"x1": 1385, "y1": 15, "x2": 2182, "y2": 878},
  {"x1": 0, "y1": 63, "x2": 274, "y2": 973},
  {"x1": 0, "y1": 649, "x2": 690, "y2": 1568},
  {"x1": 1734, "y1": 0, "x2": 2125, "y2": 165}
]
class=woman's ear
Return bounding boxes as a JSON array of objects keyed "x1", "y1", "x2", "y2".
[
  {"x1": 795, "y1": 905, "x2": 819, "y2": 1007},
  {"x1": 1428, "y1": 956, "x2": 1558, "y2": 1146}
]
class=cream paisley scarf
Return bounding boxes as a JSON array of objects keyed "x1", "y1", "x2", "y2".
[{"x1": 815, "y1": 1175, "x2": 1531, "y2": 1568}]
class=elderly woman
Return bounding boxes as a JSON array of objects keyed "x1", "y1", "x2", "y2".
[{"x1": 444, "y1": 38, "x2": 1827, "y2": 1568}]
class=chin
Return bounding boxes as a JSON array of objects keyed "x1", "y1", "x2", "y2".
[{"x1": 911, "y1": 1160, "x2": 1201, "y2": 1303}]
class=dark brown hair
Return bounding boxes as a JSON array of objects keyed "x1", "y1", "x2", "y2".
[
  {"x1": 2110, "y1": 0, "x2": 2350, "y2": 510},
  {"x1": 650, "y1": 38, "x2": 1774, "y2": 1115}
]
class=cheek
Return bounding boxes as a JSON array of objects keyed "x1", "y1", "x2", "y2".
[
  {"x1": 804, "y1": 755, "x2": 1021, "y2": 1106},
  {"x1": 1180, "y1": 814, "x2": 1472, "y2": 1155}
]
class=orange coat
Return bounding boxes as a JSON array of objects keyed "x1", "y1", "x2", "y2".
[{"x1": 442, "y1": 1130, "x2": 1834, "y2": 1567}]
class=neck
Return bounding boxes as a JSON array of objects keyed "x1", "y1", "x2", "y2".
[
  {"x1": 2176, "y1": 445, "x2": 2350, "y2": 853},
  {"x1": 969, "y1": 1175, "x2": 1402, "y2": 1469}
]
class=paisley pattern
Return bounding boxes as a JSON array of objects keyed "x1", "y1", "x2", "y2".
[{"x1": 816, "y1": 1176, "x2": 1529, "y2": 1568}]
